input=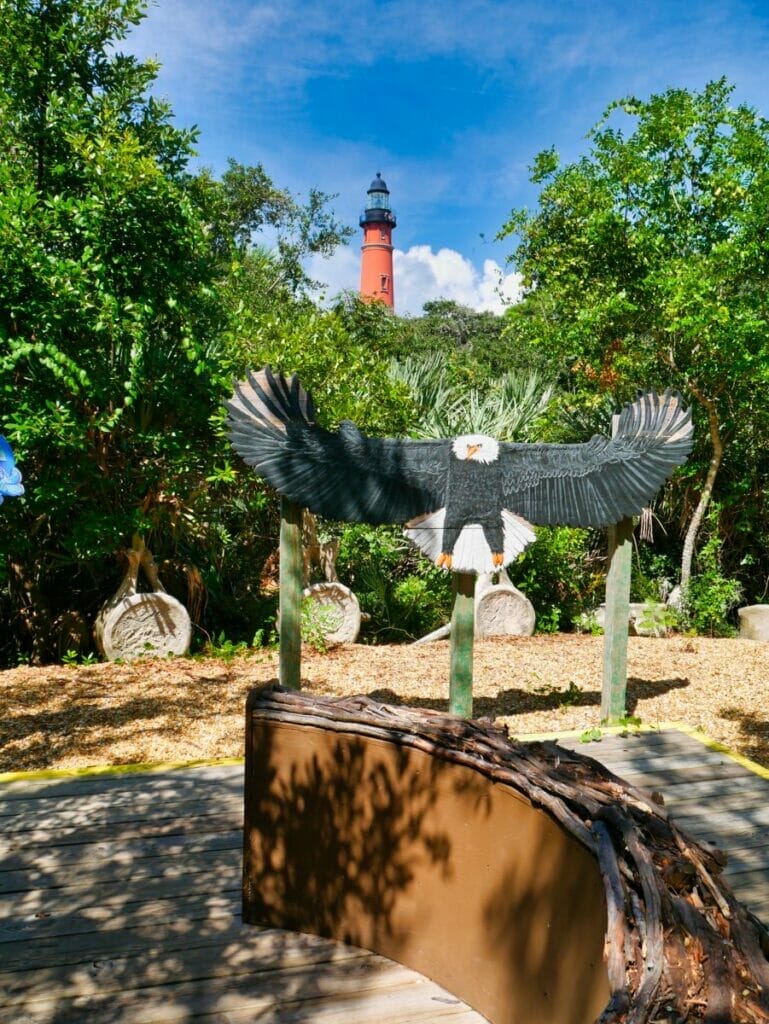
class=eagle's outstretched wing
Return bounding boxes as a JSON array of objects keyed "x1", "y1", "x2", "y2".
[
  {"x1": 0, "y1": 436, "x2": 24, "y2": 504},
  {"x1": 226, "y1": 367, "x2": 447, "y2": 524},
  {"x1": 499, "y1": 390, "x2": 693, "y2": 527}
]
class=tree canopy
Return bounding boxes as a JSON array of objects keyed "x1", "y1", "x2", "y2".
[
  {"x1": 500, "y1": 79, "x2": 769, "y2": 595},
  {"x1": 0, "y1": 0, "x2": 358, "y2": 662}
]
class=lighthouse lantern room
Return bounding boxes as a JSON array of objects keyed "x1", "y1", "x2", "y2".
[{"x1": 359, "y1": 172, "x2": 396, "y2": 308}]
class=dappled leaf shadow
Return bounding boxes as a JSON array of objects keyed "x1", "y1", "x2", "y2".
[
  {"x1": 244, "y1": 720, "x2": 481, "y2": 950},
  {"x1": 2, "y1": 761, "x2": 472, "y2": 1022},
  {"x1": 719, "y1": 707, "x2": 769, "y2": 768},
  {"x1": 481, "y1": 824, "x2": 608, "y2": 1024}
]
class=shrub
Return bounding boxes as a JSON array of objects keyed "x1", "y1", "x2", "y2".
[
  {"x1": 336, "y1": 524, "x2": 451, "y2": 642},
  {"x1": 682, "y1": 510, "x2": 743, "y2": 636},
  {"x1": 508, "y1": 527, "x2": 604, "y2": 632}
]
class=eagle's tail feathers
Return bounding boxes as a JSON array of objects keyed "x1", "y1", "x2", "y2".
[
  {"x1": 403, "y1": 509, "x2": 535, "y2": 575},
  {"x1": 501, "y1": 510, "x2": 537, "y2": 564},
  {"x1": 451, "y1": 526, "x2": 493, "y2": 574},
  {"x1": 404, "y1": 508, "x2": 446, "y2": 564}
]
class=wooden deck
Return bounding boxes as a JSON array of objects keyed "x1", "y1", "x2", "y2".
[
  {"x1": 0, "y1": 728, "x2": 767, "y2": 1022},
  {"x1": 558, "y1": 728, "x2": 769, "y2": 922}
]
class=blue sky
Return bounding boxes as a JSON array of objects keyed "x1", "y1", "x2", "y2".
[{"x1": 128, "y1": 0, "x2": 769, "y2": 314}]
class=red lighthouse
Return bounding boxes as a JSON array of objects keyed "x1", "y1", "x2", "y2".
[{"x1": 359, "y1": 173, "x2": 396, "y2": 308}]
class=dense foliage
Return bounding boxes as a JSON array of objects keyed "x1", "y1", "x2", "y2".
[
  {"x1": 0, "y1": 0, "x2": 387, "y2": 663},
  {"x1": 501, "y1": 79, "x2": 769, "y2": 619}
]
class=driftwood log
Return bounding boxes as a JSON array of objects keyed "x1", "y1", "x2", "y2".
[{"x1": 245, "y1": 688, "x2": 769, "y2": 1024}]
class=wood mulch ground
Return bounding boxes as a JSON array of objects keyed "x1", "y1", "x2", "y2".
[{"x1": 1, "y1": 635, "x2": 768, "y2": 774}]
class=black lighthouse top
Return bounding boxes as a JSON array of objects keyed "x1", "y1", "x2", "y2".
[{"x1": 360, "y1": 172, "x2": 396, "y2": 228}]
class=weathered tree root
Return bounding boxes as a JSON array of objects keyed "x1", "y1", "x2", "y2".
[{"x1": 250, "y1": 686, "x2": 769, "y2": 1024}]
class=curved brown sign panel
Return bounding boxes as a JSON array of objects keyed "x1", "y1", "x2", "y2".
[{"x1": 243, "y1": 692, "x2": 609, "y2": 1024}]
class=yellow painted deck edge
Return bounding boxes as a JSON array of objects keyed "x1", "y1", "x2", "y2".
[
  {"x1": 670, "y1": 723, "x2": 769, "y2": 782},
  {"x1": 3, "y1": 723, "x2": 767, "y2": 785},
  {"x1": 516, "y1": 722, "x2": 662, "y2": 742},
  {"x1": 519, "y1": 720, "x2": 769, "y2": 781},
  {"x1": 0, "y1": 756, "x2": 244, "y2": 785}
]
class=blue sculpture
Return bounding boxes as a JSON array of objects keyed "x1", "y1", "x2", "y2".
[{"x1": 0, "y1": 436, "x2": 24, "y2": 504}]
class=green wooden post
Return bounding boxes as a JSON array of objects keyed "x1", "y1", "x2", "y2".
[
  {"x1": 449, "y1": 572, "x2": 475, "y2": 718},
  {"x1": 601, "y1": 516, "x2": 633, "y2": 723},
  {"x1": 279, "y1": 497, "x2": 303, "y2": 690}
]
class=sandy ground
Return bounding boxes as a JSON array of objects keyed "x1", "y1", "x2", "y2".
[{"x1": 1, "y1": 635, "x2": 768, "y2": 773}]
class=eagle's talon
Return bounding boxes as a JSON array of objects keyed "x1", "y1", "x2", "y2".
[
  {"x1": 492, "y1": 552, "x2": 504, "y2": 567},
  {"x1": 436, "y1": 552, "x2": 453, "y2": 569}
]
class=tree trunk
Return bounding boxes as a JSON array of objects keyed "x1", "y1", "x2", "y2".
[
  {"x1": 7, "y1": 558, "x2": 52, "y2": 665},
  {"x1": 680, "y1": 388, "x2": 723, "y2": 595}
]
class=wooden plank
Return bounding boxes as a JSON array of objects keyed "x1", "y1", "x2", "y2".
[
  {"x1": 1, "y1": 793, "x2": 241, "y2": 835},
  {"x1": 1, "y1": 915, "x2": 264, "y2": 973},
  {"x1": 0, "y1": 889, "x2": 241, "y2": 944},
  {"x1": 223, "y1": 982, "x2": 485, "y2": 1024},
  {"x1": 577, "y1": 753, "x2": 751, "y2": 782},
  {"x1": 559, "y1": 730, "x2": 733, "y2": 758},
  {"x1": 1, "y1": 931, "x2": 371, "y2": 1005},
  {"x1": 747, "y1": 896, "x2": 769, "y2": 920},
  {"x1": 11, "y1": 953, "x2": 428, "y2": 1023},
  {"x1": 567, "y1": 730, "x2": 698, "y2": 750},
  {"x1": 688, "y1": 827, "x2": 769, "y2": 853},
  {"x1": 664, "y1": 789, "x2": 769, "y2": 819},
  {"x1": 0, "y1": 826, "x2": 242, "y2": 875},
  {"x1": 0, "y1": 776, "x2": 243, "y2": 819},
  {"x1": 0, "y1": 810, "x2": 241, "y2": 854},
  {"x1": 0, "y1": 860, "x2": 241, "y2": 918},
  {"x1": 642, "y1": 774, "x2": 769, "y2": 805},
  {"x1": 670, "y1": 802, "x2": 769, "y2": 831},
  {"x1": 0, "y1": 763, "x2": 243, "y2": 803},
  {"x1": 577, "y1": 742, "x2": 749, "y2": 769},
  {"x1": 718, "y1": 845, "x2": 769, "y2": 876},
  {"x1": 667, "y1": 808, "x2": 769, "y2": 843},
  {"x1": 721, "y1": 868, "x2": 769, "y2": 903},
  {"x1": 608, "y1": 763, "x2": 749, "y2": 789},
  {"x1": 0, "y1": 845, "x2": 240, "y2": 898}
]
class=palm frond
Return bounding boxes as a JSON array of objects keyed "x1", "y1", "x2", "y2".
[{"x1": 390, "y1": 357, "x2": 553, "y2": 441}]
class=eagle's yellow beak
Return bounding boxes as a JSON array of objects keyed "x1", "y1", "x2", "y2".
[{"x1": 466, "y1": 443, "x2": 481, "y2": 460}]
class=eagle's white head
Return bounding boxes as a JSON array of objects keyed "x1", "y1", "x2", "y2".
[{"x1": 451, "y1": 433, "x2": 500, "y2": 464}]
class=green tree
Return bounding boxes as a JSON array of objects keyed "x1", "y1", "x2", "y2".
[
  {"x1": 0, "y1": 1, "x2": 355, "y2": 662},
  {"x1": 232, "y1": 305, "x2": 414, "y2": 436},
  {"x1": 394, "y1": 299, "x2": 548, "y2": 384},
  {"x1": 500, "y1": 79, "x2": 769, "y2": 594},
  {"x1": 0, "y1": 0, "x2": 227, "y2": 659},
  {"x1": 192, "y1": 159, "x2": 352, "y2": 324}
]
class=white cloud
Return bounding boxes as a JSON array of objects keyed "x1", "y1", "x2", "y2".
[
  {"x1": 128, "y1": 1, "x2": 769, "y2": 104},
  {"x1": 394, "y1": 247, "x2": 522, "y2": 316},
  {"x1": 307, "y1": 244, "x2": 360, "y2": 302},
  {"x1": 307, "y1": 244, "x2": 522, "y2": 316},
  {"x1": 127, "y1": 0, "x2": 544, "y2": 96}
]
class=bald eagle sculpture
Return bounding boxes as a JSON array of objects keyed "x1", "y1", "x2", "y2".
[{"x1": 227, "y1": 367, "x2": 692, "y2": 575}]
